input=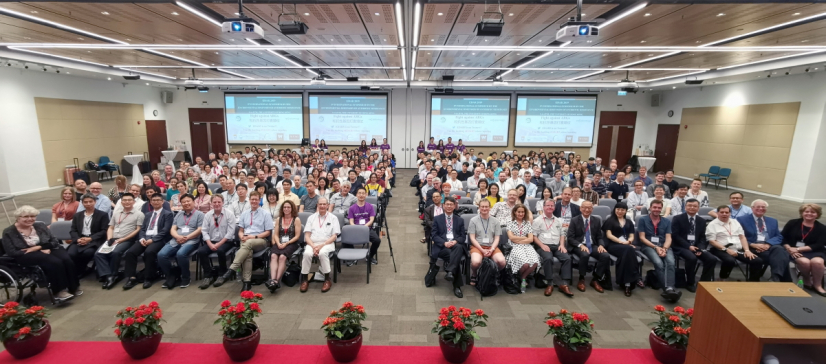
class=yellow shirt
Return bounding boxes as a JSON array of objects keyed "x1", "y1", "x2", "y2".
[
  {"x1": 365, "y1": 183, "x2": 384, "y2": 197},
  {"x1": 486, "y1": 195, "x2": 502, "y2": 207}
]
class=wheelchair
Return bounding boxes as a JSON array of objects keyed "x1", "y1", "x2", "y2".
[{"x1": 0, "y1": 239, "x2": 58, "y2": 306}]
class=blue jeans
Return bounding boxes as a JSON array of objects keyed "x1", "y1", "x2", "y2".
[
  {"x1": 158, "y1": 242, "x2": 199, "y2": 280},
  {"x1": 640, "y1": 246, "x2": 676, "y2": 289}
]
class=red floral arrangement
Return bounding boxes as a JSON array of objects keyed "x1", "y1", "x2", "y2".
[
  {"x1": 321, "y1": 301, "x2": 369, "y2": 340},
  {"x1": 214, "y1": 291, "x2": 263, "y2": 339},
  {"x1": 0, "y1": 302, "x2": 48, "y2": 341},
  {"x1": 114, "y1": 302, "x2": 164, "y2": 340},
  {"x1": 544, "y1": 309, "x2": 594, "y2": 351},
  {"x1": 431, "y1": 306, "x2": 488, "y2": 352},
  {"x1": 651, "y1": 305, "x2": 693, "y2": 348}
]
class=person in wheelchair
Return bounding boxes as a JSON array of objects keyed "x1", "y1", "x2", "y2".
[{"x1": 2, "y1": 205, "x2": 81, "y2": 303}]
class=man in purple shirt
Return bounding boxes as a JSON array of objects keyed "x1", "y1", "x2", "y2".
[
  {"x1": 347, "y1": 187, "x2": 382, "y2": 265},
  {"x1": 426, "y1": 137, "x2": 437, "y2": 152},
  {"x1": 380, "y1": 138, "x2": 391, "y2": 152},
  {"x1": 444, "y1": 137, "x2": 456, "y2": 156}
]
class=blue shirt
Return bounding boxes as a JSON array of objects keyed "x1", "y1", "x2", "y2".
[
  {"x1": 636, "y1": 215, "x2": 672, "y2": 247},
  {"x1": 291, "y1": 186, "x2": 308, "y2": 198},
  {"x1": 635, "y1": 176, "x2": 654, "y2": 187},
  {"x1": 238, "y1": 208, "x2": 274, "y2": 236},
  {"x1": 76, "y1": 194, "x2": 112, "y2": 215}
]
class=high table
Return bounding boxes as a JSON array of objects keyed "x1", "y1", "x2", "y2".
[
  {"x1": 123, "y1": 155, "x2": 144, "y2": 185},
  {"x1": 162, "y1": 150, "x2": 179, "y2": 169},
  {"x1": 637, "y1": 157, "x2": 656, "y2": 171}
]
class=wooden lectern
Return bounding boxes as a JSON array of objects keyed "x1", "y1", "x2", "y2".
[{"x1": 687, "y1": 282, "x2": 826, "y2": 364}]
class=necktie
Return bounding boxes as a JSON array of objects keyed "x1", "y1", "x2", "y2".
[
  {"x1": 681, "y1": 198, "x2": 685, "y2": 212},
  {"x1": 689, "y1": 217, "x2": 695, "y2": 236},
  {"x1": 584, "y1": 218, "x2": 592, "y2": 250},
  {"x1": 149, "y1": 212, "x2": 158, "y2": 230},
  {"x1": 446, "y1": 215, "x2": 453, "y2": 234},
  {"x1": 757, "y1": 217, "x2": 765, "y2": 233}
]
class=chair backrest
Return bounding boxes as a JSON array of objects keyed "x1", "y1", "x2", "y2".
[
  {"x1": 458, "y1": 204, "x2": 478, "y2": 214},
  {"x1": 50, "y1": 221, "x2": 73, "y2": 241},
  {"x1": 339, "y1": 225, "x2": 370, "y2": 246},
  {"x1": 699, "y1": 207, "x2": 714, "y2": 216},
  {"x1": 717, "y1": 168, "x2": 731, "y2": 177},
  {"x1": 708, "y1": 166, "x2": 720, "y2": 174},
  {"x1": 461, "y1": 181, "x2": 468, "y2": 191},
  {"x1": 592, "y1": 206, "x2": 611, "y2": 221},
  {"x1": 458, "y1": 197, "x2": 472, "y2": 205},
  {"x1": 468, "y1": 191, "x2": 477, "y2": 200},
  {"x1": 332, "y1": 212, "x2": 347, "y2": 227},
  {"x1": 36, "y1": 209, "x2": 52, "y2": 226},
  {"x1": 99, "y1": 156, "x2": 112, "y2": 165},
  {"x1": 298, "y1": 212, "x2": 313, "y2": 227},
  {"x1": 526, "y1": 198, "x2": 540, "y2": 214},
  {"x1": 640, "y1": 206, "x2": 648, "y2": 216},
  {"x1": 461, "y1": 214, "x2": 477, "y2": 233},
  {"x1": 365, "y1": 196, "x2": 378, "y2": 206},
  {"x1": 540, "y1": 174, "x2": 550, "y2": 180},
  {"x1": 500, "y1": 227, "x2": 509, "y2": 246},
  {"x1": 635, "y1": 215, "x2": 644, "y2": 232},
  {"x1": 599, "y1": 199, "x2": 616, "y2": 210},
  {"x1": 208, "y1": 183, "x2": 222, "y2": 193}
]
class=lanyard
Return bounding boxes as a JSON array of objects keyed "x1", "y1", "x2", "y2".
[
  {"x1": 117, "y1": 211, "x2": 130, "y2": 225},
  {"x1": 481, "y1": 217, "x2": 490, "y2": 235},
  {"x1": 517, "y1": 220, "x2": 524, "y2": 235},
  {"x1": 543, "y1": 216, "x2": 555, "y2": 230},
  {"x1": 722, "y1": 221, "x2": 732, "y2": 237},
  {"x1": 801, "y1": 223, "x2": 812, "y2": 240},
  {"x1": 214, "y1": 213, "x2": 223, "y2": 228},
  {"x1": 562, "y1": 204, "x2": 569, "y2": 217},
  {"x1": 282, "y1": 217, "x2": 293, "y2": 235},
  {"x1": 318, "y1": 214, "x2": 328, "y2": 228},
  {"x1": 652, "y1": 218, "x2": 660, "y2": 237},
  {"x1": 249, "y1": 209, "x2": 257, "y2": 226},
  {"x1": 182, "y1": 212, "x2": 193, "y2": 226}
]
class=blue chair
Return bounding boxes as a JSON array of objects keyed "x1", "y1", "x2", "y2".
[
  {"x1": 98, "y1": 156, "x2": 120, "y2": 178},
  {"x1": 707, "y1": 168, "x2": 731, "y2": 190},
  {"x1": 699, "y1": 166, "x2": 720, "y2": 186}
]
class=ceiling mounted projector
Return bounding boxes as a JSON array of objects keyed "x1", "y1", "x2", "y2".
[
  {"x1": 278, "y1": 13, "x2": 309, "y2": 35},
  {"x1": 184, "y1": 79, "x2": 203, "y2": 85},
  {"x1": 555, "y1": 24, "x2": 599, "y2": 43},
  {"x1": 221, "y1": 0, "x2": 264, "y2": 39},
  {"x1": 310, "y1": 77, "x2": 326, "y2": 85},
  {"x1": 474, "y1": 12, "x2": 504, "y2": 36}
]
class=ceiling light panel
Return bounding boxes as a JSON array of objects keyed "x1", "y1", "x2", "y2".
[{"x1": 639, "y1": 50, "x2": 811, "y2": 70}]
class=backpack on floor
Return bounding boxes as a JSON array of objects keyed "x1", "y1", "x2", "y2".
[
  {"x1": 281, "y1": 262, "x2": 301, "y2": 287},
  {"x1": 645, "y1": 269, "x2": 662, "y2": 290},
  {"x1": 475, "y1": 258, "x2": 499, "y2": 299},
  {"x1": 424, "y1": 264, "x2": 440, "y2": 287},
  {"x1": 533, "y1": 272, "x2": 548, "y2": 289},
  {"x1": 675, "y1": 268, "x2": 688, "y2": 288},
  {"x1": 500, "y1": 268, "x2": 521, "y2": 295}
]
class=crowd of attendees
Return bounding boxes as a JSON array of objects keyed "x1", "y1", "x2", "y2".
[
  {"x1": 414, "y1": 143, "x2": 826, "y2": 301},
  {"x1": 1, "y1": 145, "x2": 396, "y2": 302}
]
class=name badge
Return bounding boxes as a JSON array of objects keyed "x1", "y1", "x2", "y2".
[
  {"x1": 180, "y1": 227, "x2": 190, "y2": 234},
  {"x1": 796, "y1": 241, "x2": 805, "y2": 248},
  {"x1": 687, "y1": 234, "x2": 695, "y2": 241},
  {"x1": 446, "y1": 233, "x2": 454, "y2": 240},
  {"x1": 757, "y1": 233, "x2": 765, "y2": 241},
  {"x1": 563, "y1": 218, "x2": 571, "y2": 225},
  {"x1": 281, "y1": 236, "x2": 289, "y2": 243},
  {"x1": 541, "y1": 233, "x2": 553, "y2": 239},
  {"x1": 359, "y1": 219, "x2": 366, "y2": 225},
  {"x1": 114, "y1": 227, "x2": 120, "y2": 234},
  {"x1": 618, "y1": 236, "x2": 628, "y2": 243},
  {"x1": 651, "y1": 236, "x2": 660, "y2": 244},
  {"x1": 57, "y1": 218, "x2": 65, "y2": 222},
  {"x1": 481, "y1": 237, "x2": 490, "y2": 245},
  {"x1": 147, "y1": 228, "x2": 157, "y2": 236}
]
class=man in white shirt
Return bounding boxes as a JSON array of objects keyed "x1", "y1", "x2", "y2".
[
  {"x1": 243, "y1": 147, "x2": 254, "y2": 158},
  {"x1": 113, "y1": 184, "x2": 145, "y2": 214},
  {"x1": 197, "y1": 195, "x2": 237, "y2": 289},
  {"x1": 495, "y1": 171, "x2": 509, "y2": 197},
  {"x1": 670, "y1": 184, "x2": 689, "y2": 215},
  {"x1": 300, "y1": 197, "x2": 341, "y2": 293},
  {"x1": 523, "y1": 171, "x2": 537, "y2": 198},
  {"x1": 626, "y1": 180, "x2": 649, "y2": 220},
  {"x1": 503, "y1": 167, "x2": 522, "y2": 194},
  {"x1": 447, "y1": 170, "x2": 463, "y2": 192},
  {"x1": 466, "y1": 167, "x2": 482, "y2": 191},
  {"x1": 686, "y1": 178, "x2": 710, "y2": 208},
  {"x1": 229, "y1": 183, "x2": 251, "y2": 217},
  {"x1": 222, "y1": 178, "x2": 239, "y2": 207},
  {"x1": 491, "y1": 189, "x2": 524, "y2": 227},
  {"x1": 218, "y1": 192, "x2": 272, "y2": 291},
  {"x1": 532, "y1": 200, "x2": 574, "y2": 297},
  {"x1": 706, "y1": 205, "x2": 763, "y2": 281}
]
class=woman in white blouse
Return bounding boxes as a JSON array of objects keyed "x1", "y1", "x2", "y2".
[{"x1": 472, "y1": 180, "x2": 490, "y2": 206}]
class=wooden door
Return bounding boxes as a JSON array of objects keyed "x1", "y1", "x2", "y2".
[
  {"x1": 595, "y1": 111, "x2": 637, "y2": 166},
  {"x1": 188, "y1": 108, "x2": 225, "y2": 160},
  {"x1": 615, "y1": 126, "x2": 635, "y2": 167},
  {"x1": 209, "y1": 122, "x2": 227, "y2": 155},
  {"x1": 190, "y1": 123, "x2": 208, "y2": 161},
  {"x1": 654, "y1": 124, "x2": 680, "y2": 172},
  {"x1": 596, "y1": 125, "x2": 614, "y2": 162},
  {"x1": 145, "y1": 120, "x2": 168, "y2": 165}
]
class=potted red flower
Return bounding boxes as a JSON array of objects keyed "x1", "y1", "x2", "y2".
[
  {"x1": 214, "y1": 291, "x2": 264, "y2": 362},
  {"x1": 321, "y1": 301, "x2": 369, "y2": 362},
  {"x1": 649, "y1": 305, "x2": 693, "y2": 364},
  {"x1": 0, "y1": 302, "x2": 50, "y2": 359},
  {"x1": 544, "y1": 309, "x2": 594, "y2": 364},
  {"x1": 114, "y1": 301, "x2": 165, "y2": 359},
  {"x1": 431, "y1": 306, "x2": 488, "y2": 363}
]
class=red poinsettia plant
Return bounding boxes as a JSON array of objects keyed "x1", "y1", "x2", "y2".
[
  {"x1": 651, "y1": 305, "x2": 693, "y2": 348},
  {"x1": 114, "y1": 301, "x2": 164, "y2": 340},
  {"x1": 0, "y1": 301, "x2": 49, "y2": 341},
  {"x1": 321, "y1": 301, "x2": 369, "y2": 341},
  {"x1": 544, "y1": 309, "x2": 594, "y2": 351},
  {"x1": 431, "y1": 306, "x2": 488, "y2": 351},
  {"x1": 214, "y1": 291, "x2": 263, "y2": 339}
]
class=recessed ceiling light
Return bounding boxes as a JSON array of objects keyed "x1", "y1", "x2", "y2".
[
  {"x1": 374, "y1": 12, "x2": 379, "y2": 16},
  {"x1": 586, "y1": 40, "x2": 592, "y2": 43},
  {"x1": 430, "y1": 39, "x2": 434, "y2": 41},
  {"x1": 126, "y1": 38, "x2": 131, "y2": 41},
  {"x1": 644, "y1": 13, "x2": 651, "y2": 17},
  {"x1": 215, "y1": 52, "x2": 219, "y2": 54},
  {"x1": 211, "y1": 63, "x2": 215, "y2": 65},
  {"x1": 472, "y1": 53, "x2": 475, "y2": 55},
  {"x1": 508, "y1": 13, "x2": 514, "y2": 16},
  {"x1": 30, "y1": 10, "x2": 37, "y2": 13},
  {"x1": 696, "y1": 41, "x2": 702, "y2": 43},
  {"x1": 717, "y1": 13, "x2": 725, "y2": 17},
  {"x1": 427, "y1": 52, "x2": 431, "y2": 54},
  {"x1": 485, "y1": 39, "x2": 488, "y2": 41},
  {"x1": 65, "y1": 72, "x2": 70, "y2": 74},
  {"x1": 792, "y1": 12, "x2": 800, "y2": 16},
  {"x1": 87, "y1": 50, "x2": 91, "y2": 53},
  {"x1": 304, "y1": 12, "x2": 310, "y2": 16},
  {"x1": 672, "y1": 86, "x2": 676, "y2": 88},
  {"x1": 640, "y1": 40, "x2": 646, "y2": 43},
  {"x1": 101, "y1": 11, "x2": 109, "y2": 15},
  {"x1": 801, "y1": 40, "x2": 808, "y2": 42},
  {"x1": 383, "y1": 38, "x2": 386, "y2": 41},
  {"x1": 538, "y1": 39, "x2": 542, "y2": 42},
  {"x1": 107, "y1": 77, "x2": 111, "y2": 80},
  {"x1": 78, "y1": 37, "x2": 84, "y2": 40},
  {"x1": 516, "y1": 53, "x2": 520, "y2": 55},
  {"x1": 648, "y1": 54, "x2": 653, "y2": 56},
  {"x1": 437, "y1": 12, "x2": 443, "y2": 16},
  {"x1": 146, "y1": 83, "x2": 150, "y2": 85}
]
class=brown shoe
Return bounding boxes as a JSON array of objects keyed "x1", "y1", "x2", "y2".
[
  {"x1": 559, "y1": 285, "x2": 574, "y2": 297},
  {"x1": 300, "y1": 280, "x2": 309, "y2": 293},
  {"x1": 321, "y1": 279, "x2": 332, "y2": 293},
  {"x1": 576, "y1": 279, "x2": 586, "y2": 292},
  {"x1": 544, "y1": 285, "x2": 554, "y2": 296},
  {"x1": 590, "y1": 279, "x2": 604, "y2": 293}
]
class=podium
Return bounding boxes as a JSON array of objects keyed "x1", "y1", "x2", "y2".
[{"x1": 687, "y1": 282, "x2": 826, "y2": 364}]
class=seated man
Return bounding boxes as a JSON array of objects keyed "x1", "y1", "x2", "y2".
[
  {"x1": 669, "y1": 184, "x2": 690, "y2": 215},
  {"x1": 590, "y1": 172, "x2": 607, "y2": 198},
  {"x1": 468, "y1": 199, "x2": 506, "y2": 285},
  {"x1": 427, "y1": 197, "x2": 467, "y2": 298},
  {"x1": 447, "y1": 170, "x2": 463, "y2": 192},
  {"x1": 707, "y1": 205, "x2": 764, "y2": 281},
  {"x1": 68, "y1": 194, "x2": 110, "y2": 274},
  {"x1": 157, "y1": 194, "x2": 204, "y2": 289},
  {"x1": 465, "y1": 167, "x2": 483, "y2": 192},
  {"x1": 75, "y1": 182, "x2": 113, "y2": 215},
  {"x1": 217, "y1": 192, "x2": 273, "y2": 291},
  {"x1": 299, "y1": 180, "x2": 320, "y2": 213},
  {"x1": 566, "y1": 201, "x2": 610, "y2": 293},
  {"x1": 645, "y1": 172, "x2": 672, "y2": 199},
  {"x1": 708, "y1": 191, "x2": 751, "y2": 219},
  {"x1": 635, "y1": 166, "x2": 654, "y2": 187},
  {"x1": 686, "y1": 178, "x2": 710, "y2": 208},
  {"x1": 123, "y1": 194, "x2": 174, "y2": 290},
  {"x1": 348, "y1": 188, "x2": 382, "y2": 265},
  {"x1": 637, "y1": 200, "x2": 682, "y2": 301},
  {"x1": 198, "y1": 195, "x2": 238, "y2": 289},
  {"x1": 736, "y1": 199, "x2": 791, "y2": 282},
  {"x1": 300, "y1": 197, "x2": 340, "y2": 293},
  {"x1": 606, "y1": 171, "x2": 629, "y2": 202},
  {"x1": 530, "y1": 167, "x2": 546, "y2": 198},
  {"x1": 330, "y1": 181, "x2": 357, "y2": 215},
  {"x1": 532, "y1": 199, "x2": 574, "y2": 297},
  {"x1": 95, "y1": 194, "x2": 144, "y2": 289},
  {"x1": 141, "y1": 186, "x2": 170, "y2": 214},
  {"x1": 671, "y1": 199, "x2": 717, "y2": 292},
  {"x1": 229, "y1": 183, "x2": 251, "y2": 217}
]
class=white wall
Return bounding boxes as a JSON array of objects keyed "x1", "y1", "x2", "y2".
[{"x1": 0, "y1": 67, "x2": 168, "y2": 195}]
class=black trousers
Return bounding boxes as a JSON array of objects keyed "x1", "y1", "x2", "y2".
[
  {"x1": 673, "y1": 247, "x2": 718, "y2": 285},
  {"x1": 755, "y1": 245, "x2": 793, "y2": 282},
  {"x1": 66, "y1": 240, "x2": 101, "y2": 272},
  {"x1": 605, "y1": 242, "x2": 641, "y2": 286},
  {"x1": 94, "y1": 238, "x2": 134, "y2": 278},
  {"x1": 710, "y1": 248, "x2": 764, "y2": 281},
  {"x1": 430, "y1": 245, "x2": 466, "y2": 288},
  {"x1": 197, "y1": 242, "x2": 235, "y2": 277},
  {"x1": 15, "y1": 248, "x2": 79, "y2": 294},
  {"x1": 124, "y1": 240, "x2": 164, "y2": 280},
  {"x1": 368, "y1": 229, "x2": 381, "y2": 258},
  {"x1": 535, "y1": 244, "x2": 572, "y2": 285},
  {"x1": 575, "y1": 246, "x2": 611, "y2": 280}
]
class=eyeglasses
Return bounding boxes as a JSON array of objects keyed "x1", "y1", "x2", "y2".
[{"x1": 21, "y1": 215, "x2": 37, "y2": 219}]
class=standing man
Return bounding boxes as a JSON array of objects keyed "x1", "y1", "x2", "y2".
[
  {"x1": 68, "y1": 194, "x2": 110, "y2": 274},
  {"x1": 531, "y1": 167, "x2": 547, "y2": 198},
  {"x1": 637, "y1": 200, "x2": 681, "y2": 301},
  {"x1": 157, "y1": 194, "x2": 204, "y2": 289},
  {"x1": 198, "y1": 195, "x2": 237, "y2": 289},
  {"x1": 709, "y1": 192, "x2": 751, "y2": 219},
  {"x1": 348, "y1": 188, "x2": 381, "y2": 265},
  {"x1": 736, "y1": 200, "x2": 791, "y2": 282},
  {"x1": 427, "y1": 197, "x2": 467, "y2": 298},
  {"x1": 663, "y1": 170, "x2": 679, "y2": 194},
  {"x1": 300, "y1": 197, "x2": 340, "y2": 293},
  {"x1": 635, "y1": 166, "x2": 654, "y2": 187},
  {"x1": 566, "y1": 201, "x2": 610, "y2": 293},
  {"x1": 123, "y1": 194, "x2": 174, "y2": 290},
  {"x1": 457, "y1": 162, "x2": 473, "y2": 181},
  {"x1": 532, "y1": 200, "x2": 574, "y2": 297},
  {"x1": 95, "y1": 194, "x2": 144, "y2": 289},
  {"x1": 671, "y1": 199, "x2": 717, "y2": 292},
  {"x1": 222, "y1": 178, "x2": 239, "y2": 207}
]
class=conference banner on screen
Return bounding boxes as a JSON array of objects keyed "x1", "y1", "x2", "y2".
[
  {"x1": 430, "y1": 95, "x2": 511, "y2": 147},
  {"x1": 224, "y1": 94, "x2": 304, "y2": 144},
  {"x1": 514, "y1": 96, "x2": 597, "y2": 147},
  {"x1": 308, "y1": 94, "x2": 388, "y2": 145}
]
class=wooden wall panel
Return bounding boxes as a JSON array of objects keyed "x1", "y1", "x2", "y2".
[
  {"x1": 35, "y1": 98, "x2": 148, "y2": 187},
  {"x1": 674, "y1": 102, "x2": 799, "y2": 195}
]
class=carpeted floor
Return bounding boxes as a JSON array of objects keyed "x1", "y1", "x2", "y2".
[{"x1": 0, "y1": 341, "x2": 662, "y2": 363}]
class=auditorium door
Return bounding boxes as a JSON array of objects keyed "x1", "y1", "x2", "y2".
[
  {"x1": 188, "y1": 108, "x2": 227, "y2": 160},
  {"x1": 145, "y1": 120, "x2": 168, "y2": 165},
  {"x1": 654, "y1": 124, "x2": 680, "y2": 171},
  {"x1": 596, "y1": 111, "x2": 637, "y2": 167}
]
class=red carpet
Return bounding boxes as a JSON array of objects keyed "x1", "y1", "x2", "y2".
[{"x1": 2, "y1": 341, "x2": 660, "y2": 363}]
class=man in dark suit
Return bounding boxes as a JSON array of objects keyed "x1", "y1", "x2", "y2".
[
  {"x1": 422, "y1": 191, "x2": 443, "y2": 247},
  {"x1": 553, "y1": 187, "x2": 581, "y2": 226},
  {"x1": 123, "y1": 193, "x2": 174, "y2": 290},
  {"x1": 566, "y1": 201, "x2": 610, "y2": 293},
  {"x1": 671, "y1": 198, "x2": 717, "y2": 292},
  {"x1": 428, "y1": 197, "x2": 467, "y2": 298},
  {"x1": 736, "y1": 199, "x2": 792, "y2": 282},
  {"x1": 68, "y1": 194, "x2": 110, "y2": 274}
]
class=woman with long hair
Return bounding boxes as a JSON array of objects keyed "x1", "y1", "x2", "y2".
[
  {"x1": 515, "y1": 184, "x2": 528, "y2": 205},
  {"x1": 369, "y1": 138, "x2": 379, "y2": 150},
  {"x1": 486, "y1": 183, "x2": 503, "y2": 207},
  {"x1": 472, "y1": 180, "x2": 490, "y2": 206},
  {"x1": 359, "y1": 140, "x2": 370, "y2": 155},
  {"x1": 192, "y1": 180, "x2": 213, "y2": 212},
  {"x1": 266, "y1": 200, "x2": 302, "y2": 293},
  {"x1": 52, "y1": 187, "x2": 79, "y2": 223},
  {"x1": 319, "y1": 139, "x2": 328, "y2": 150},
  {"x1": 140, "y1": 175, "x2": 157, "y2": 201},
  {"x1": 602, "y1": 202, "x2": 642, "y2": 296},
  {"x1": 535, "y1": 187, "x2": 554, "y2": 214}
]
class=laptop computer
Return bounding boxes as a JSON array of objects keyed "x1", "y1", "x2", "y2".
[{"x1": 761, "y1": 296, "x2": 826, "y2": 328}]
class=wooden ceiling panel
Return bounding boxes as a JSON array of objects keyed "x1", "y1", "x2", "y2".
[
  {"x1": 120, "y1": 67, "x2": 233, "y2": 79},
  {"x1": 0, "y1": 13, "x2": 108, "y2": 43},
  {"x1": 638, "y1": 51, "x2": 809, "y2": 69},
  {"x1": 26, "y1": 48, "x2": 183, "y2": 66},
  {"x1": 506, "y1": 70, "x2": 584, "y2": 81},
  {"x1": 585, "y1": 70, "x2": 698, "y2": 82},
  {"x1": 723, "y1": 18, "x2": 826, "y2": 47},
  {"x1": 1, "y1": 2, "x2": 146, "y2": 42}
]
